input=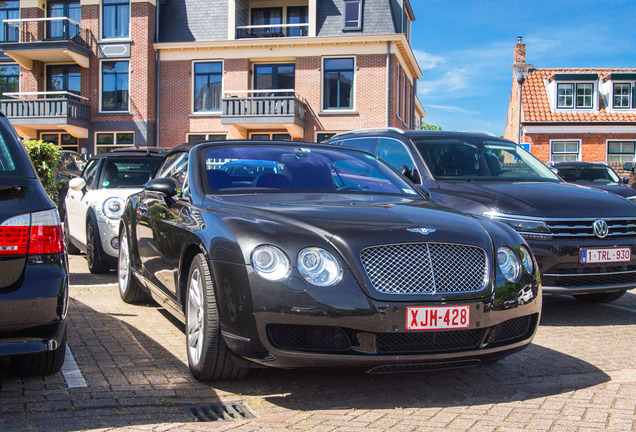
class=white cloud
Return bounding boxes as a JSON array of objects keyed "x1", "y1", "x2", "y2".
[
  {"x1": 426, "y1": 104, "x2": 479, "y2": 115},
  {"x1": 413, "y1": 50, "x2": 445, "y2": 70}
]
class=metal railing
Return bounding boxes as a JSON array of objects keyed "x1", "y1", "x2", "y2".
[
  {"x1": 1, "y1": 17, "x2": 92, "y2": 50},
  {"x1": 236, "y1": 23, "x2": 309, "y2": 39},
  {"x1": 222, "y1": 90, "x2": 306, "y2": 120},
  {"x1": 1, "y1": 91, "x2": 90, "y2": 122}
]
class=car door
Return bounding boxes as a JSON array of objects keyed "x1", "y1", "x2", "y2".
[
  {"x1": 136, "y1": 151, "x2": 189, "y2": 298},
  {"x1": 65, "y1": 158, "x2": 99, "y2": 247}
]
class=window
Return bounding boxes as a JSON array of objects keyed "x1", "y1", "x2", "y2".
[
  {"x1": 251, "y1": 7, "x2": 282, "y2": 37},
  {"x1": 47, "y1": 0, "x2": 81, "y2": 40},
  {"x1": 608, "y1": 141, "x2": 635, "y2": 162},
  {"x1": 187, "y1": 133, "x2": 226, "y2": 144},
  {"x1": 613, "y1": 83, "x2": 632, "y2": 109},
  {"x1": 551, "y1": 141, "x2": 580, "y2": 162},
  {"x1": 101, "y1": 61, "x2": 129, "y2": 112},
  {"x1": 193, "y1": 62, "x2": 222, "y2": 112},
  {"x1": 0, "y1": 1, "x2": 19, "y2": 43},
  {"x1": 96, "y1": 132, "x2": 134, "y2": 153},
  {"x1": 254, "y1": 64, "x2": 295, "y2": 96},
  {"x1": 287, "y1": 6, "x2": 308, "y2": 37},
  {"x1": 323, "y1": 58, "x2": 354, "y2": 110},
  {"x1": 0, "y1": 64, "x2": 19, "y2": 97},
  {"x1": 40, "y1": 133, "x2": 79, "y2": 152},
  {"x1": 249, "y1": 133, "x2": 291, "y2": 141},
  {"x1": 344, "y1": 0, "x2": 362, "y2": 30},
  {"x1": 377, "y1": 138, "x2": 419, "y2": 182},
  {"x1": 557, "y1": 83, "x2": 595, "y2": 109},
  {"x1": 155, "y1": 151, "x2": 189, "y2": 198},
  {"x1": 102, "y1": 0, "x2": 129, "y2": 39},
  {"x1": 47, "y1": 65, "x2": 81, "y2": 97}
]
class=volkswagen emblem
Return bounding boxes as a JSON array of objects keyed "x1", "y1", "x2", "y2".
[
  {"x1": 408, "y1": 227, "x2": 436, "y2": 235},
  {"x1": 593, "y1": 219, "x2": 609, "y2": 238}
]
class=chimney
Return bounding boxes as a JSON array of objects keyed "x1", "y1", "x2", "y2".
[{"x1": 514, "y1": 36, "x2": 526, "y2": 64}]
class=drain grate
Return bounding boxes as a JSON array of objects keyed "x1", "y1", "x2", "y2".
[{"x1": 183, "y1": 402, "x2": 256, "y2": 422}]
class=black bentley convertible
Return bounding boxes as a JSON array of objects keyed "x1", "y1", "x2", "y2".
[{"x1": 118, "y1": 141, "x2": 542, "y2": 381}]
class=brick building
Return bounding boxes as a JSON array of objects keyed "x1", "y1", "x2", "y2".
[
  {"x1": 504, "y1": 38, "x2": 636, "y2": 164},
  {"x1": 0, "y1": 0, "x2": 424, "y2": 155}
]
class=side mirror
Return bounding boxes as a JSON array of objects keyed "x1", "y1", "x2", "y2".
[
  {"x1": 624, "y1": 162, "x2": 633, "y2": 171},
  {"x1": 145, "y1": 178, "x2": 177, "y2": 197},
  {"x1": 68, "y1": 177, "x2": 86, "y2": 191},
  {"x1": 398, "y1": 165, "x2": 421, "y2": 184},
  {"x1": 417, "y1": 185, "x2": 432, "y2": 200},
  {"x1": 623, "y1": 177, "x2": 630, "y2": 185}
]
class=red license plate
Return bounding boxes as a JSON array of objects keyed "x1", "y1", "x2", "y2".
[
  {"x1": 580, "y1": 247, "x2": 631, "y2": 264},
  {"x1": 406, "y1": 305, "x2": 470, "y2": 330}
]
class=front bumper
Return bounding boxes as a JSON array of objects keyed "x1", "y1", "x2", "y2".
[
  {"x1": 527, "y1": 236, "x2": 636, "y2": 295},
  {"x1": 213, "y1": 263, "x2": 542, "y2": 371},
  {"x1": 97, "y1": 218, "x2": 120, "y2": 259}
]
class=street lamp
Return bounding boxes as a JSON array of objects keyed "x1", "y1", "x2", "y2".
[{"x1": 511, "y1": 41, "x2": 533, "y2": 145}]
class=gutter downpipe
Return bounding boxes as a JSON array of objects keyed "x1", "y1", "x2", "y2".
[
  {"x1": 154, "y1": 1, "x2": 161, "y2": 147},
  {"x1": 386, "y1": 41, "x2": 390, "y2": 127}
]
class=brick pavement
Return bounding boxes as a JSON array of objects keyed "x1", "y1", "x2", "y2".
[{"x1": 0, "y1": 254, "x2": 634, "y2": 431}]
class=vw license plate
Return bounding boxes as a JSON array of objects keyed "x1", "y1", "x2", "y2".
[
  {"x1": 580, "y1": 247, "x2": 631, "y2": 264},
  {"x1": 406, "y1": 306, "x2": 470, "y2": 330}
]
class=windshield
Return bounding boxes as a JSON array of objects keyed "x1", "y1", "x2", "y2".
[
  {"x1": 412, "y1": 137, "x2": 561, "y2": 182},
  {"x1": 556, "y1": 165, "x2": 621, "y2": 183},
  {"x1": 98, "y1": 157, "x2": 163, "y2": 189},
  {"x1": 203, "y1": 145, "x2": 419, "y2": 196}
]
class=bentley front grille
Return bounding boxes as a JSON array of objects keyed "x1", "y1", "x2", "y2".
[{"x1": 360, "y1": 243, "x2": 488, "y2": 295}]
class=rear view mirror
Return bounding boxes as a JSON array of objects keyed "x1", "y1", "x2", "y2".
[{"x1": 68, "y1": 177, "x2": 86, "y2": 191}]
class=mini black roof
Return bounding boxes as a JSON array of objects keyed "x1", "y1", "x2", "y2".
[{"x1": 87, "y1": 148, "x2": 166, "y2": 160}]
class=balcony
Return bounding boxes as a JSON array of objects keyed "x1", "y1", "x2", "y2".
[
  {"x1": 0, "y1": 18, "x2": 92, "y2": 69},
  {"x1": 221, "y1": 90, "x2": 306, "y2": 139},
  {"x1": 1, "y1": 91, "x2": 90, "y2": 139},
  {"x1": 236, "y1": 23, "x2": 309, "y2": 39}
]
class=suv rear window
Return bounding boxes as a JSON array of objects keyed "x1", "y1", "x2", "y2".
[{"x1": 0, "y1": 117, "x2": 34, "y2": 178}]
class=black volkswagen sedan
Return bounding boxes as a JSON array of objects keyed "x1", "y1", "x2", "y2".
[
  {"x1": 550, "y1": 161, "x2": 636, "y2": 202},
  {"x1": 119, "y1": 141, "x2": 541, "y2": 381},
  {"x1": 0, "y1": 113, "x2": 68, "y2": 376}
]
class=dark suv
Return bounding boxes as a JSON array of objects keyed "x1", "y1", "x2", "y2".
[
  {"x1": 327, "y1": 128, "x2": 636, "y2": 303},
  {"x1": 0, "y1": 112, "x2": 68, "y2": 376}
]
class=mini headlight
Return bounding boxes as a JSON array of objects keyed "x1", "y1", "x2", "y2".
[
  {"x1": 103, "y1": 197, "x2": 126, "y2": 220},
  {"x1": 497, "y1": 246, "x2": 521, "y2": 282},
  {"x1": 298, "y1": 247, "x2": 342, "y2": 287},
  {"x1": 519, "y1": 245, "x2": 534, "y2": 275},
  {"x1": 251, "y1": 245, "x2": 290, "y2": 282}
]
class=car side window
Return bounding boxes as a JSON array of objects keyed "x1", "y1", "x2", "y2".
[
  {"x1": 155, "y1": 152, "x2": 189, "y2": 198},
  {"x1": 376, "y1": 138, "x2": 420, "y2": 184},
  {"x1": 82, "y1": 159, "x2": 98, "y2": 189},
  {"x1": 339, "y1": 137, "x2": 379, "y2": 153}
]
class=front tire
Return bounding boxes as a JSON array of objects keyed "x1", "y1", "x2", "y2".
[
  {"x1": 12, "y1": 328, "x2": 67, "y2": 377},
  {"x1": 118, "y1": 226, "x2": 150, "y2": 303},
  {"x1": 86, "y1": 217, "x2": 110, "y2": 274},
  {"x1": 185, "y1": 254, "x2": 248, "y2": 381},
  {"x1": 573, "y1": 290, "x2": 627, "y2": 303}
]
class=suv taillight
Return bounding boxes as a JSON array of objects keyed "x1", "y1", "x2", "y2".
[{"x1": 0, "y1": 209, "x2": 64, "y2": 256}]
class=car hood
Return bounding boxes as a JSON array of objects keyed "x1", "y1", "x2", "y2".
[
  {"x1": 209, "y1": 193, "x2": 495, "y2": 250},
  {"x1": 568, "y1": 182, "x2": 636, "y2": 199},
  {"x1": 436, "y1": 181, "x2": 636, "y2": 218}
]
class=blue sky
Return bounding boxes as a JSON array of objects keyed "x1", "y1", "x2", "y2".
[{"x1": 410, "y1": 0, "x2": 636, "y2": 136}]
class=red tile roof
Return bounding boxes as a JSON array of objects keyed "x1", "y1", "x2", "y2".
[{"x1": 523, "y1": 68, "x2": 636, "y2": 123}]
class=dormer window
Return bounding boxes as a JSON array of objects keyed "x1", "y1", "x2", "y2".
[
  {"x1": 613, "y1": 83, "x2": 633, "y2": 109},
  {"x1": 557, "y1": 83, "x2": 594, "y2": 109},
  {"x1": 344, "y1": 0, "x2": 362, "y2": 30}
]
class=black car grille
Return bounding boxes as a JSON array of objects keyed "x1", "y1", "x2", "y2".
[
  {"x1": 546, "y1": 217, "x2": 636, "y2": 238},
  {"x1": 266, "y1": 315, "x2": 537, "y2": 355},
  {"x1": 543, "y1": 263, "x2": 636, "y2": 287},
  {"x1": 360, "y1": 243, "x2": 488, "y2": 295}
]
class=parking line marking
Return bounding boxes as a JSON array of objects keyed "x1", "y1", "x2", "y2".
[
  {"x1": 602, "y1": 303, "x2": 636, "y2": 314},
  {"x1": 62, "y1": 346, "x2": 87, "y2": 388}
]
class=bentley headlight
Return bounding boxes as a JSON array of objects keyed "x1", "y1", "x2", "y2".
[
  {"x1": 103, "y1": 197, "x2": 126, "y2": 220},
  {"x1": 498, "y1": 246, "x2": 521, "y2": 282},
  {"x1": 298, "y1": 247, "x2": 342, "y2": 287},
  {"x1": 519, "y1": 245, "x2": 534, "y2": 275},
  {"x1": 251, "y1": 245, "x2": 290, "y2": 281}
]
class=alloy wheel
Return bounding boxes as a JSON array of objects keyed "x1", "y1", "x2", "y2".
[{"x1": 187, "y1": 268, "x2": 204, "y2": 366}]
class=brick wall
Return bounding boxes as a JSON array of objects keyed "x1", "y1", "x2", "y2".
[{"x1": 526, "y1": 133, "x2": 636, "y2": 163}]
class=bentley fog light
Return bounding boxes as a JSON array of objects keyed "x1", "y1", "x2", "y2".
[
  {"x1": 498, "y1": 246, "x2": 521, "y2": 282},
  {"x1": 519, "y1": 245, "x2": 534, "y2": 275},
  {"x1": 251, "y1": 245, "x2": 290, "y2": 281},
  {"x1": 103, "y1": 197, "x2": 126, "y2": 220},
  {"x1": 298, "y1": 247, "x2": 342, "y2": 286}
]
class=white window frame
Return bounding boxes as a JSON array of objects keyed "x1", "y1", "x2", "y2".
[
  {"x1": 191, "y1": 60, "x2": 224, "y2": 115},
  {"x1": 343, "y1": 0, "x2": 362, "y2": 30},
  {"x1": 100, "y1": 0, "x2": 131, "y2": 41},
  {"x1": 612, "y1": 82, "x2": 632, "y2": 109},
  {"x1": 607, "y1": 140, "x2": 636, "y2": 163},
  {"x1": 99, "y1": 59, "x2": 130, "y2": 113},
  {"x1": 321, "y1": 56, "x2": 356, "y2": 112},
  {"x1": 555, "y1": 81, "x2": 597, "y2": 111},
  {"x1": 550, "y1": 139, "x2": 581, "y2": 162}
]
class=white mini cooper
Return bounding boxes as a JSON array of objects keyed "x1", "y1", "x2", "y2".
[{"x1": 64, "y1": 149, "x2": 164, "y2": 273}]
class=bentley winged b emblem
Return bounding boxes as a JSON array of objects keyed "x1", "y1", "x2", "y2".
[{"x1": 408, "y1": 227, "x2": 437, "y2": 235}]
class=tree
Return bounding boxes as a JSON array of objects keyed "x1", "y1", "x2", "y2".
[
  {"x1": 22, "y1": 139, "x2": 61, "y2": 201},
  {"x1": 421, "y1": 121, "x2": 442, "y2": 130}
]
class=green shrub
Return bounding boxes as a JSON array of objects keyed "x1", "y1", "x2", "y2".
[{"x1": 22, "y1": 139, "x2": 61, "y2": 201}]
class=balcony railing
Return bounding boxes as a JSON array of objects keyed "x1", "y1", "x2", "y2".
[
  {"x1": 1, "y1": 17, "x2": 92, "y2": 50},
  {"x1": 222, "y1": 90, "x2": 306, "y2": 121},
  {"x1": 236, "y1": 23, "x2": 309, "y2": 39},
  {"x1": 2, "y1": 91, "x2": 90, "y2": 123}
]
